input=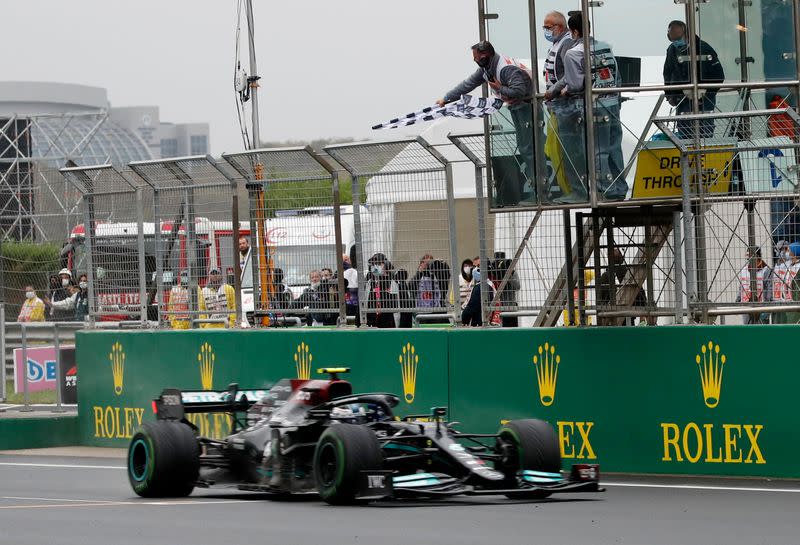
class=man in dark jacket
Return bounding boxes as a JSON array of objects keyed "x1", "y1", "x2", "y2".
[
  {"x1": 663, "y1": 20, "x2": 725, "y2": 139},
  {"x1": 365, "y1": 253, "x2": 398, "y2": 328},
  {"x1": 437, "y1": 41, "x2": 534, "y2": 198}
]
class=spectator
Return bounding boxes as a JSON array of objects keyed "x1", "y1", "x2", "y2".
[
  {"x1": 17, "y1": 285, "x2": 45, "y2": 322},
  {"x1": 291, "y1": 270, "x2": 326, "y2": 326},
  {"x1": 321, "y1": 268, "x2": 333, "y2": 281},
  {"x1": 269, "y1": 267, "x2": 293, "y2": 309},
  {"x1": 343, "y1": 249, "x2": 360, "y2": 326},
  {"x1": 462, "y1": 266, "x2": 496, "y2": 327},
  {"x1": 552, "y1": 12, "x2": 626, "y2": 201},
  {"x1": 663, "y1": 20, "x2": 725, "y2": 138},
  {"x1": 238, "y1": 236, "x2": 251, "y2": 277},
  {"x1": 365, "y1": 253, "x2": 398, "y2": 328},
  {"x1": 167, "y1": 270, "x2": 190, "y2": 329},
  {"x1": 473, "y1": 255, "x2": 481, "y2": 269},
  {"x1": 199, "y1": 268, "x2": 236, "y2": 328},
  {"x1": 412, "y1": 254, "x2": 443, "y2": 309},
  {"x1": 458, "y1": 258, "x2": 474, "y2": 307},
  {"x1": 772, "y1": 241, "x2": 791, "y2": 324},
  {"x1": 48, "y1": 274, "x2": 90, "y2": 322},
  {"x1": 736, "y1": 247, "x2": 773, "y2": 324},
  {"x1": 318, "y1": 270, "x2": 339, "y2": 326},
  {"x1": 49, "y1": 268, "x2": 74, "y2": 321}
]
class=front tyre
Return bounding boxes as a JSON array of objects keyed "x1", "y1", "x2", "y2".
[
  {"x1": 128, "y1": 421, "x2": 200, "y2": 498},
  {"x1": 313, "y1": 424, "x2": 382, "y2": 505},
  {"x1": 496, "y1": 419, "x2": 561, "y2": 499}
]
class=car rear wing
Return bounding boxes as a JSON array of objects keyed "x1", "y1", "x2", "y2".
[{"x1": 153, "y1": 384, "x2": 268, "y2": 421}]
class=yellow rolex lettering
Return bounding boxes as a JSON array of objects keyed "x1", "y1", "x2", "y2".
[
  {"x1": 134, "y1": 408, "x2": 145, "y2": 427},
  {"x1": 661, "y1": 423, "x2": 682, "y2": 462},
  {"x1": 104, "y1": 407, "x2": 116, "y2": 439},
  {"x1": 743, "y1": 425, "x2": 765, "y2": 464},
  {"x1": 703, "y1": 424, "x2": 722, "y2": 463},
  {"x1": 576, "y1": 422, "x2": 596, "y2": 460},
  {"x1": 723, "y1": 424, "x2": 743, "y2": 463},
  {"x1": 558, "y1": 422, "x2": 575, "y2": 458},
  {"x1": 114, "y1": 407, "x2": 126, "y2": 439},
  {"x1": 682, "y1": 423, "x2": 703, "y2": 463},
  {"x1": 93, "y1": 407, "x2": 105, "y2": 438},
  {"x1": 123, "y1": 408, "x2": 135, "y2": 439}
]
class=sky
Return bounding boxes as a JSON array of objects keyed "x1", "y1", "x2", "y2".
[{"x1": 5, "y1": 1, "x2": 684, "y2": 155}]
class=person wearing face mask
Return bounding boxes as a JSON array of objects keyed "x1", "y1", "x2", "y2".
[
  {"x1": 552, "y1": 12, "x2": 627, "y2": 202},
  {"x1": 365, "y1": 253, "x2": 398, "y2": 328},
  {"x1": 542, "y1": 11, "x2": 573, "y2": 100},
  {"x1": 784, "y1": 243, "x2": 800, "y2": 324},
  {"x1": 343, "y1": 248, "x2": 360, "y2": 327},
  {"x1": 18, "y1": 285, "x2": 45, "y2": 323},
  {"x1": 663, "y1": 20, "x2": 724, "y2": 139},
  {"x1": 461, "y1": 266, "x2": 496, "y2": 327},
  {"x1": 199, "y1": 268, "x2": 236, "y2": 329},
  {"x1": 49, "y1": 268, "x2": 74, "y2": 321},
  {"x1": 459, "y1": 258, "x2": 474, "y2": 307},
  {"x1": 772, "y1": 241, "x2": 793, "y2": 324},
  {"x1": 47, "y1": 274, "x2": 90, "y2": 321},
  {"x1": 436, "y1": 41, "x2": 535, "y2": 197}
]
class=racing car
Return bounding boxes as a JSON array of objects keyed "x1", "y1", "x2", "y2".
[{"x1": 127, "y1": 368, "x2": 602, "y2": 504}]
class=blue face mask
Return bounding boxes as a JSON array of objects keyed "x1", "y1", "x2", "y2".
[
  {"x1": 672, "y1": 38, "x2": 686, "y2": 47},
  {"x1": 472, "y1": 268, "x2": 481, "y2": 282},
  {"x1": 544, "y1": 28, "x2": 556, "y2": 42}
]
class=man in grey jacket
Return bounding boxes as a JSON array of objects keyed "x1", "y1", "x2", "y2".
[{"x1": 437, "y1": 41, "x2": 534, "y2": 201}]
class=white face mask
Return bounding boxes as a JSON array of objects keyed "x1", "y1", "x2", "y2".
[
  {"x1": 371, "y1": 264, "x2": 384, "y2": 276},
  {"x1": 463, "y1": 266, "x2": 472, "y2": 275},
  {"x1": 25, "y1": 291, "x2": 35, "y2": 300},
  {"x1": 79, "y1": 281, "x2": 88, "y2": 290},
  {"x1": 61, "y1": 278, "x2": 70, "y2": 287},
  {"x1": 310, "y1": 282, "x2": 320, "y2": 290}
]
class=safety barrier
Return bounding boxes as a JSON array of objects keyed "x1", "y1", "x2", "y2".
[{"x1": 76, "y1": 326, "x2": 795, "y2": 477}]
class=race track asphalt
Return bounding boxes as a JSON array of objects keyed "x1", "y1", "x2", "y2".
[{"x1": 0, "y1": 451, "x2": 797, "y2": 545}]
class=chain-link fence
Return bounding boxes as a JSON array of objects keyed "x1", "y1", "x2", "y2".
[
  {"x1": 60, "y1": 164, "x2": 151, "y2": 324},
  {"x1": 325, "y1": 138, "x2": 459, "y2": 327},
  {"x1": 222, "y1": 147, "x2": 344, "y2": 327},
  {"x1": 129, "y1": 156, "x2": 238, "y2": 329}
]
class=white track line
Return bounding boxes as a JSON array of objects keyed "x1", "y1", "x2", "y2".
[
  {"x1": 605, "y1": 481, "x2": 800, "y2": 494},
  {"x1": 1, "y1": 496, "x2": 117, "y2": 503},
  {"x1": 0, "y1": 462, "x2": 124, "y2": 470}
]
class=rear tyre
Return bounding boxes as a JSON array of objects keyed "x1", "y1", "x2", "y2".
[
  {"x1": 128, "y1": 421, "x2": 200, "y2": 498},
  {"x1": 313, "y1": 424, "x2": 382, "y2": 505},
  {"x1": 496, "y1": 419, "x2": 561, "y2": 499}
]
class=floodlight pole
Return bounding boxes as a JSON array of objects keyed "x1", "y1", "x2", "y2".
[{"x1": 245, "y1": 0, "x2": 261, "y2": 149}]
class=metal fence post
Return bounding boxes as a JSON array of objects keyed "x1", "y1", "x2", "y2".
[
  {"x1": 0, "y1": 303, "x2": 5, "y2": 403},
  {"x1": 351, "y1": 175, "x2": 368, "y2": 327},
  {"x1": 136, "y1": 186, "x2": 148, "y2": 326},
  {"x1": 153, "y1": 188, "x2": 165, "y2": 327},
  {"x1": 20, "y1": 324, "x2": 31, "y2": 411},
  {"x1": 444, "y1": 162, "x2": 462, "y2": 325},
  {"x1": 672, "y1": 210, "x2": 684, "y2": 324},
  {"x1": 53, "y1": 323, "x2": 65, "y2": 413}
]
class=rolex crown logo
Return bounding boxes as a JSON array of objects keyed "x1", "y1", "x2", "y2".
[
  {"x1": 109, "y1": 341, "x2": 125, "y2": 396},
  {"x1": 198, "y1": 342, "x2": 215, "y2": 391},
  {"x1": 294, "y1": 342, "x2": 312, "y2": 380},
  {"x1": 533, "y1": 342, "x2": 560, "y2": 407},
  {"x1": 398, "y1": 343, "x2": 419, "y2": 404},
  {"x1": 696, "y1": 341, "x2": 726, "y2": 409}
]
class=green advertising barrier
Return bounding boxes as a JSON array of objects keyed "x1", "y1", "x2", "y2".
[
  {"x1": 448, "y1": 326, "x2": 793, "y2": 478},
  {"x1": 0, "y1": 416, "x2": 78, "y2": 450},
  {"x1": 77, "y1": 326, "x2": 797, "y2": 478},
  {"x1": 76, "y1": 329, "x2": 449, "y2": 447}
]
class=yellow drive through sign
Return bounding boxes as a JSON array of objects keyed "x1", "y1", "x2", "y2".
[{"x1": 633, "y1": 145, "x2": 734, "y2": 199}]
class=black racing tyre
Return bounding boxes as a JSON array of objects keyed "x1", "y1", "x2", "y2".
[
  {"x1": 496, "y1": 419, "x2": 561, "y2": 498},
  {"x1": 313, "y1": 424, "x2": 383, "y2": 505},
  {"x1": 127, "y1": 421, "x2": 200, "y2": 498}
]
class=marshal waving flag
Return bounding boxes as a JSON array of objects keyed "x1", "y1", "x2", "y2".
[{"x1": 372, "y1": 94, "x2": 504, "y2": 130}]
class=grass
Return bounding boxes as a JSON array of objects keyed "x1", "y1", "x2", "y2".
[{"x1": 3, "y1": 379, "x2": 57, "y2": 405}]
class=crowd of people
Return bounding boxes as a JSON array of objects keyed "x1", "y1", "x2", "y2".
[
  {"x1": 737, "y1": 241, "x2": 800, "y2": 325},
  {"x1": 17, "y1": 268, "x2": 89, "y2": 323}
]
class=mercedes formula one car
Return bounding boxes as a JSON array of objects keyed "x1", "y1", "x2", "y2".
[{"x1": 127, "y1": 368, "x2": 602, "y2": 504}]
